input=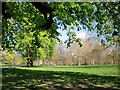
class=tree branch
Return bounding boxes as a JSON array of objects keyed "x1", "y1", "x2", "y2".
[
  {"x1": 2, "y1": 2, "x2": 54, "y2": 30},
  {"x1": 2, "y1": 2, "x2": 11, "y2": 18},
  {"x1": 31, "y1": 2, "x2": 54, "y2": 30}
]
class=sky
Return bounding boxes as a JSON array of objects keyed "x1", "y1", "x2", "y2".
[{"x1": 57, "y1": 26, "x2": 95, "y2": 43}]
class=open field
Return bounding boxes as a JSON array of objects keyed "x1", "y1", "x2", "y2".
[{"x1": 2, "y1": 65, "x2": 120, "y2": 90}]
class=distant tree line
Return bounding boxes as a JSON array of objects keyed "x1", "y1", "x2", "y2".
[
  {"x1": 1, "y1": 36, "x2": 118, "y2": 66},
  {"x1": 49, "y1": 37, "x2": 118, "y2": 66}
]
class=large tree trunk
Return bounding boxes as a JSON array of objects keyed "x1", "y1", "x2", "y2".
[
  {"x1": 27, "y1": 59, "x2": 34, "y2": 67},
  {"x1": 27, "y1": 58, "x2": 30, "y2": 67},
  {"x1": 27, "y1": 45, "x2": 33, "y2": 67},
  {"x1": 30, "y1": 59, "x2": 34, "y2": 66}
]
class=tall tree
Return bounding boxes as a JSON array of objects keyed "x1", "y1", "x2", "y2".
[{"x1": 2, "y1": 2, "x2": 57, "y2": 66}]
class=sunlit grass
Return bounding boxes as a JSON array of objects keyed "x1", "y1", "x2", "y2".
[
  {"x1": 16, "y1": 65, "x2": 119, "y2": 77},
  {"x1": 0, "y1": 64, "x2": 13, "y2": 66}
]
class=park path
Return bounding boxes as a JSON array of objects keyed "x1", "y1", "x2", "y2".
[{"x1": 1, "y1": 65, "x2": 25, "y2": 68}]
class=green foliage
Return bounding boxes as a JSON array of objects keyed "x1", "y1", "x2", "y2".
[
  {"x1": 65, "y1": 27, "x2": 82, "y2": 47},
  {"x1": 2, "y1": 2, "x2": 56, "y2": 61},
  {"x1": 50, "y1": 2, "x2": 119, "y2": 46},
  {"x1": 2, "y1": 2, "x2": 120, "y2": 61},
  {"x1": 1, "y1": 51, "x2": 23, "y2": 65}
]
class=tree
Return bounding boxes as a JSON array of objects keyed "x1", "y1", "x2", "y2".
[
  {"x1": 53, "y1": 43, "x2": 66, "y2": 65},
  {"x1": 1, "y1": 51, "x2": 23, "y2": 65},
  {"x1": 81, "y1": 37, "x2": 114, "y2": 65},
  {"x1": 2, "y1": 2, "x2": 57, "y2": 66},
  {"x1": 109, "y1": 44, "x2": 118, "y2": 65},
  {"x1": 65, "y1": 36, "x2": 117, "y2": 65},
  {"x1": 2, "y1": 2, "x2": 120, "y2": 66}
]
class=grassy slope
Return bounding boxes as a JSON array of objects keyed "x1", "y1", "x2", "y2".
[{"x1": 2, "y1": 65, "x2": 120, "y2": 90}]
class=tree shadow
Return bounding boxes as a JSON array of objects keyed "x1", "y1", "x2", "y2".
[{"x1": 2, "y1": 68, "x2": 120, "y2": 90}]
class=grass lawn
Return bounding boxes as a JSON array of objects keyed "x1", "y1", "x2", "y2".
[
  {"x1": 0, "y1": 64, "x2": 13, "y2": 66},
  {"x1": 2, "y1": 65, "x2": 120, "y2": 90}
]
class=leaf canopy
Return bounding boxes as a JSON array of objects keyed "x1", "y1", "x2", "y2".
[{"x1": 2, "y1": 2, "x2": 120, "y2": 60}]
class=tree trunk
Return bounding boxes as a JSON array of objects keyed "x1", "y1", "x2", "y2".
[
  {"x1": 72, "y1": 56, "x2": 74, "y2": 65},
  {"x1": 92, "y1": 59, "x2": 95, "y2": 65},
  {"x1": 84, "y1": 58, "x2": 87, "y2": 65},
  {"x1": 112, "y1": 56, "x2": 115, "y2": 65},
  {"x1": 27, "y1": 45, "x2": 33, "y2": 67},
  {"x1": 27, "y1": 58, "x2": 31, "y2": 67},
  {"x1": 92, "y1": 54, "x2": 95, "y2": 65},
  {"x1": 30, "y1": 59, "x2": 34, "y2": 66},
  {"x1": 78, "y1": 60, "x2": 81, "y2": 66}
]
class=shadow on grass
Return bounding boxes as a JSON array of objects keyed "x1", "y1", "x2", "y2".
[{"x1": 2, "y1": 68, "x2": 120, "y2": 90}]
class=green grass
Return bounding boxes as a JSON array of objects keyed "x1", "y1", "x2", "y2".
[
  {"x1": 0, "y1": 64, "x2": 13, "y2": 66},
  {"x1": 16, "y1": 65, "x2": 119, "y2": 77},
  {"x1": 2, "y1": 65, "x2": 120, "y2": 90}
]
